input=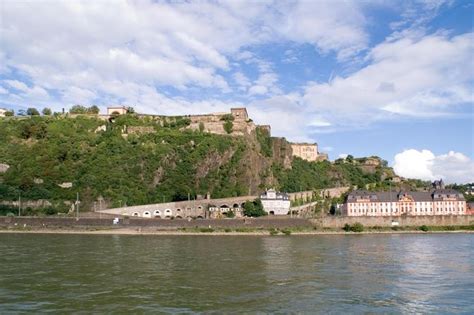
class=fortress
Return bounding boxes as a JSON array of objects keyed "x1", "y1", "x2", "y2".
[{"x1": 105, "y1": 106, "x2": 328, "y2": 162}]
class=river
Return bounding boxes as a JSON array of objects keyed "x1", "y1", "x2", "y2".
[{"x1": 0, "y1": 233, "x2": 473, "y2": 313}]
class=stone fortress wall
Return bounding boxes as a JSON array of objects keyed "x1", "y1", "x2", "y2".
[{"x1": 97, "y1": 195, "x2": 257, "y2": 219}]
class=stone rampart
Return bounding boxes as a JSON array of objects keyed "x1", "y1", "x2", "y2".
[{"x1": 314, "y1": 215, "x2": 474, "y2": 228}]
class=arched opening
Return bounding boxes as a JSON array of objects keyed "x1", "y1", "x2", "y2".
[
  {"x1": 175, "y1": 216, "x2": 183, "y2": 219},
  {"x1": 197, "y1": 206, "x2": 203, "y2": 210},
  {"x1": 196, "y1": 215, "x2": 204, "y2": 219},
  {"x1": 143, "y1": 211, "x2": 151, "y2": 218},
  {"x1": 220, "y1": 204, "x2": 229, "y2": 209},
  {"x1": 176, "y1": 208, "x2": 181, "y2": 212},
  {"x1": 269, "y1": 211, "x2": 275, "y2": 215},
  {"x1": 132, "y1": 212, "x2": 140, "y2": 217},
  {"x1": 233, "y1": 203, "x2": 239, "y2": 208},
  {"x1": 164, "y1": 209, "x2": 172, "y2": 218},
  {"x1": 153, "y1": 210, "x2": 161, "y2": 218}
]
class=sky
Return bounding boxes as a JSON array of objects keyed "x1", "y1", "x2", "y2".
[{"x1": 0, "y1": 0, "x2": 473, "y2": 183}]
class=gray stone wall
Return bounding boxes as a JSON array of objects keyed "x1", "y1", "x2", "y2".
[{"x1": 315, "y1": 215, "x2": 474, "y2": 228}]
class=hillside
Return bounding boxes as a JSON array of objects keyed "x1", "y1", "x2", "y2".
[{"x1": 0, "y1": 114, "x2": 407, "y2": 213}]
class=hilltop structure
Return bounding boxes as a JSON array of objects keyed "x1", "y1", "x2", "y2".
[
  {"x1": 342, "y1": 184, "x2": 467, "y2": 217},
  {"x1": 290, "y1": 142, "x2": 328, "y2": 162},
  {"x1": 0, "y1": 108, "x2": 7, "y2": 117}
]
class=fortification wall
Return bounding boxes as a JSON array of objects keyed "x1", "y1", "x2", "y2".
[{"x1": 314, "y1": 215, "x2": 474, "y2": 228}]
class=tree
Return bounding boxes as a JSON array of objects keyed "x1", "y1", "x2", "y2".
[
  {"x1": 87, "y1": 105, "x2": 100, "y2": 115},
  {"x1": 243, "y1": 199, "x2": 266, "y2": 217},
  {"x1": 4, "y1": 110, "x2": 14, "y2": 116},
  {"x1": 26, "y1": 108, "x2": 40, "y2": 116},
  {"x1": 69, "y1": 105, "x2": 87, "y2": 114},
  {"x1": 126, "y1": 106, "x2": 135, "y2": 114},
  {"x1": 42, "y1": 108, "x2": 52, "y2": 116}
]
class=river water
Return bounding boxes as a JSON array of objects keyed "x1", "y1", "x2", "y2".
[{"x1": 0, "y1": 233, "x2": 473, "y2": 314}]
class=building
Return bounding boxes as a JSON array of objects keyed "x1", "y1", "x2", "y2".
[
  {"x1": 107, "y1": 106, "x2": 128, "y2": 116},
  {"x1": 290, "y1": 143, "x2": 328, "y2": 162},
  {"x1": 0, "y1": 108, "x2": 7, "y2": 117},
  {"x1": 260, "y1": 189, "x2": 291, "y2": 215},
  {"x1": 342, "y1": 188, "x2": 467, "y2": 217},
  {"x1": 230, "y1": 108, "x2": 248, "y2": 121}
]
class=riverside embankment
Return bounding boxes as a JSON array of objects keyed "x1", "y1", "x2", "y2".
[{"x1": 1, "y1": 215, "x2": 473, "y2": 235}]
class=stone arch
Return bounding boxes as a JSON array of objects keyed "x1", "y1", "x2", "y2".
[
  {"x1": 153, "y1": 210, "x2": 161, "y2": 218},
  {"x1": 269, "y1": 211, "x2": 275, "y2": 215},
  {"x1": 233, "y1": 203, "x2": 239, "y2": 208},
  {"x1": 175, "y1": 215, "x2": 183, "y2": 219},
  {"x1": 132, "y1": 212, "x2": 140, "y2": 217},
  {"x1": 220, "y1": 204, "x2": 229, "y2": 209},
  {"x1": 143, "y1": 211, "x2": 151, "y2": 218},
  {"x1": 196, "y1": 215, "x2": 204, "y2": 219},
  {"x1": 164, "y1": 209, "x2": 172, "y2": 218}
]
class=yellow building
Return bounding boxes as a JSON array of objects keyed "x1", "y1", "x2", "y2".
[{"x1": 291, "y1": 143, "x2": 327, "y2": 162}]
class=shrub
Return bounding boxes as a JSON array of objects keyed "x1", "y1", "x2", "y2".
[
  {"x1": 351, "y1": 222, "x2": 364, "y2": 232},
  {"x1": 243, "y1": 199, "x2": 266, "y2": 217},
  {"x1": 224, "y1": 228, "x2": 232, "y2": 233},
  {"x1": 419, "y1": 225, "x2": 429, "y2": 232},
  {"x1": 224, "y1": 210, "x2": 235, "y2": 218},
  {"x1": 199, "y1": 227, "x2": 214, "y2": 233},
  {"x1": 223, "y1": 120, "x2": 233, "y2": 134},
  {"x1": 343, "y1": 222, "x2": 364, "y2": 232},
  {"x1": 199, "y1": 122, "x2": 205, "y2": 132},
  {"x1": 269, "y1": 228, "x2": 279, "y2": 235},
  {"x1": 281, "y1": 229, "x2": 292, "y2": 236}
]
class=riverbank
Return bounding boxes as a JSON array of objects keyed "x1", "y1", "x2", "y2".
[{"x1": 1, "y1": 226, "x2": 473, "y2": 236}]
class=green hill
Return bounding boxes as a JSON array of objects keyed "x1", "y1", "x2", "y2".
[{"x1": 0, "y1": 114, "x2": 410, "y2": 213}]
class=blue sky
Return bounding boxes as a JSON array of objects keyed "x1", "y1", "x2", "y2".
[{"x1": 0, "y1": 0, "x2": 473, "y2": 183}]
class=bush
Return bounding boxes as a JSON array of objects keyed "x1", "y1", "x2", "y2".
[
  {"x1": 281, "y1": 229, "x2": 292, "y2": 236},
  {"x1": 243, "y1": 199, "x2": 266, "y2": 217},
  {"x1": 199, "y1": 227, "x2": 214, "y2": 233},
  {"x1": 269, "y1": 228, "x2": 279, "y2": 235},
  {"x1": 224, "y1": 228, "x2": 232, "y2": 233},
  {"x1": 343, "y1": 222, "x2": 364, "y2": 232},
  {"x1": 224, "y1": 210, "x2": 235, "y2": 218},
  {"x1": 223, "y1": 120, "x2": 233, "y2": 134},
  {"x1": 351, "y1": 222, "x2": 364, "y2": 232},
  {"x1": 419, "y1": 225, "x2": 429, "y2": 232}
]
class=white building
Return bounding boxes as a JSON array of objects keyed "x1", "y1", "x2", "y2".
[
  {"x1": 260, "y1": 189, "x2": 291, "y2": 215},
  {"x1": 342, "y1": 189, "x2": 466, "y2": 217},
  {"x1": 0, "y1": 108, "x2": 7, "y2": 117}
]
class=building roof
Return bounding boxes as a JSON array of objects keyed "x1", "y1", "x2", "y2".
[
  {"x1": 346, "y1": 189, "x2": 464, "y2": 203},
  {"x1": 260, "y1": 189, "x2": 289, "y2": 200}
]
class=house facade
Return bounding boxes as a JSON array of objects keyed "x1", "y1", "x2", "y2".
[
  {"x1": 0, "y1": 108, "x2": 7, "y2": 117},
  {"x1": 342, "y1": 189, "x2": 467, "y2": 217},
  {"x1": 260, "y1": 189, "x2": 291, "y2": 215},
  {"x1": 290, "y1": 143, "x2": 328, "y2": 162}
]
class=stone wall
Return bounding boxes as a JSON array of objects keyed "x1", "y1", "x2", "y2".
[
  {"x1": 313, "y1": 215, "x2": 474, "y2": 228},
  {"x1": 0, "y1": 216, "x2": 312, "y2": 229}
]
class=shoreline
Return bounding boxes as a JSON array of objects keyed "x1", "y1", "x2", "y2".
[{"x1": 1, "y1": 228, "x2": 473, "y2": 236}]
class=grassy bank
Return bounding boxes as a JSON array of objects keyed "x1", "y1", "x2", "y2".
[{"x1": 1, "y1": 224, "x2": 473, "y2": 235}]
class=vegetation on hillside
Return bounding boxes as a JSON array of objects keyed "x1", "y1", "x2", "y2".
[{"x1": 0, "y1": 114, "x2": 414, "y2": 213}]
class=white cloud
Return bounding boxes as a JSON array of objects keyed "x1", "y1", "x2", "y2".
[
  {"x1": 302, "y1": 32, "x2": 473, "y2": 127},
  {"x1": 393, "y1": 149, "x2": 474, "y2": 184}
]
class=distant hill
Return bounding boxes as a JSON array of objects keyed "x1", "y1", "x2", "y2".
[{"x1": 0, "y1": 114, "x2": 421, "y2": 212}]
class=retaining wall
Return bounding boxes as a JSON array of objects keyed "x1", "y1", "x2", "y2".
[
  {"x1": 0, "y1": 216, "x2": 312, "y2": 229},
  {"x1": 315, "y1": 215, "x2": 474, "y2": 228}
]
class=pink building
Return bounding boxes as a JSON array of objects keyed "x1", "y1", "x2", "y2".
[{"x1": 342, "y1": 189, "x2": 466, "y2": 217}]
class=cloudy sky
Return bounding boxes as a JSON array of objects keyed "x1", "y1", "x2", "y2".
[{"x1": 0, "y1": 0, "x2": 473, "y2": 183}]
